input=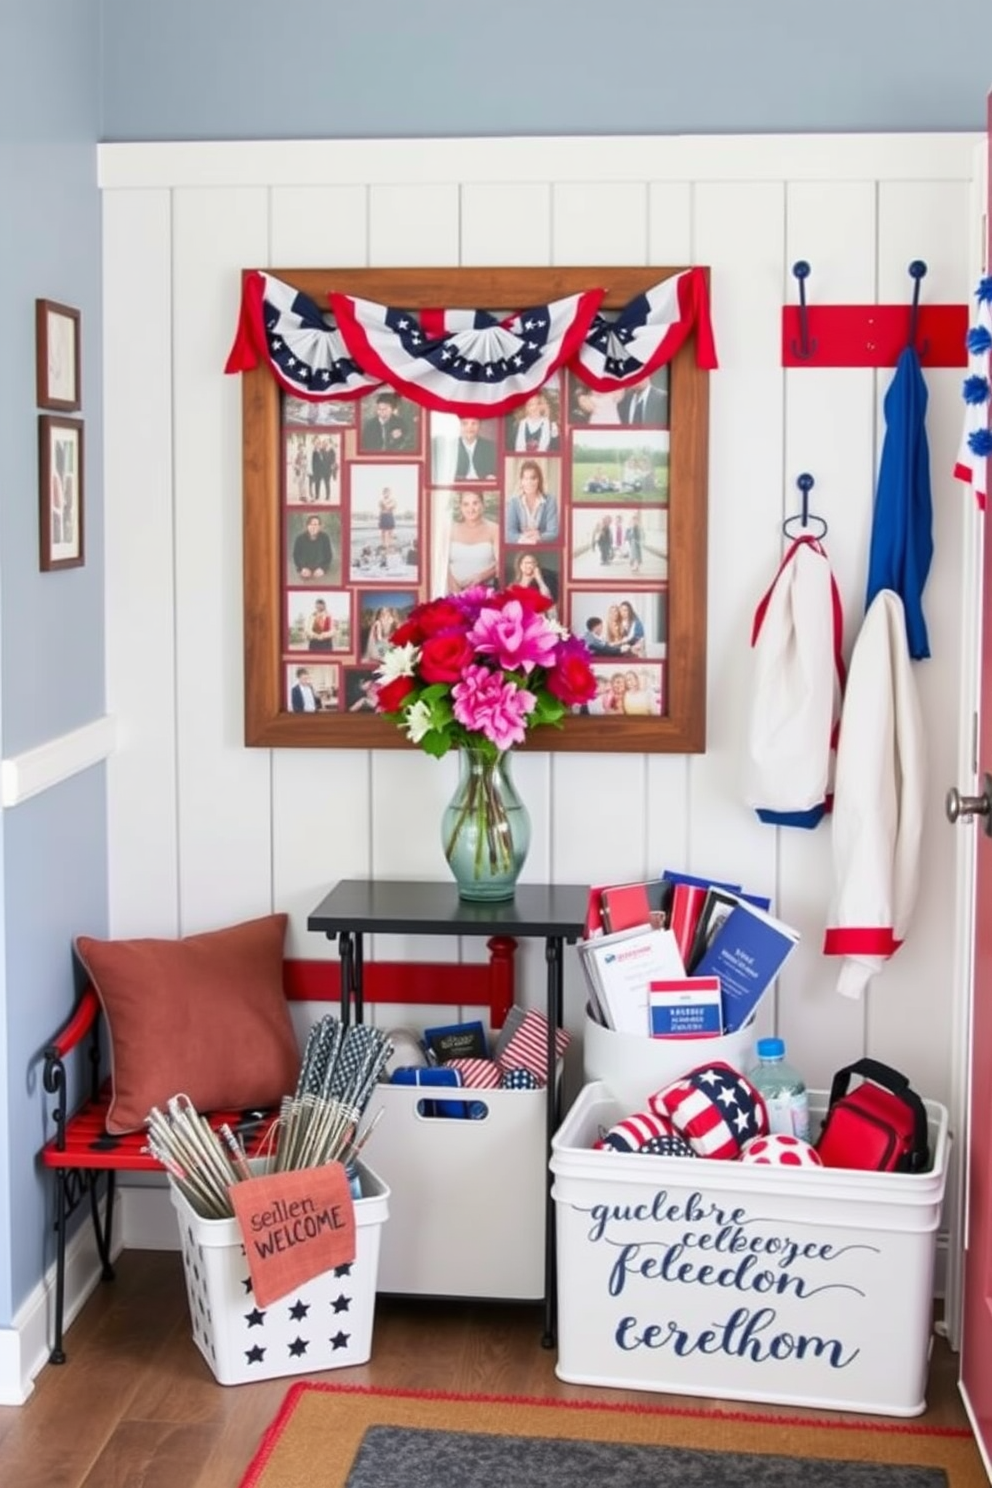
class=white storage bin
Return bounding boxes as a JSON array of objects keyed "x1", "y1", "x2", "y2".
[
  {"x1": 171, "y1": 1160, "x2": 389, "y2": 1386},
  {"x1": 582, "y1": 1007, "x2": 756, "y2": 1111},
  {"x1": 551, "y1": 1081, "x2": 950, "y2": 1416},
  {"x1": 361, "y1": 1077, "x2": 550, "y2": 1298}
]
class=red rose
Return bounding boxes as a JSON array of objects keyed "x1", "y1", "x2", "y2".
[
  {"x1": 390, "y1": 619, "x2": 421, "y2": 646},
  {"x1": 419, "y1": 632, "x2": 475, "y2": 683},
  {"x1": 546, "y1": 654, "x2": 597, "y2": 706},
  {"x1": 501, "y1": 585, "x2": 555, "y2": 616},
  {"x1": 418, "y1": 599, "x2": 464, "y2": 636},
  {"x1": 376, "y1": 675, "x2": 416, "y2": 713}
]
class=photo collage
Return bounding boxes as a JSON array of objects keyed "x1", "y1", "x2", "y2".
[{"x1": 281, "y1": 367, "x2": 671, "y2": 720}]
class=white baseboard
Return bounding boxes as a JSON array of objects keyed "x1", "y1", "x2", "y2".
[{"x1": 0, "y1": 1206, "x2": 124, "y2": 1405}]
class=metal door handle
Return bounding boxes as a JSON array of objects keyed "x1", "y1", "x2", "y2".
[{"x1": 946, "y1": 772, "x2": 992, "y2": 836}]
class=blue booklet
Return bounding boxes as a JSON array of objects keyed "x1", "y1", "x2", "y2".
[{"x1": 693, "y1": 900, "x2": 799, "y2": 1033}]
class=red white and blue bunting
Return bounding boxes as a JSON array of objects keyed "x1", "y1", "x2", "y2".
[
  {"x1": 226, "y1": 269, "x2": 718, "y2": 414},
  {"x1": 571, "y1": 266, "x2": 718, "y2": 389},
  {"x1": 225, "y1": 271, "x2": 381, "y2": 401},
  {"x1": 329, "y1": 291, "x2": 603, "y2": 416}
]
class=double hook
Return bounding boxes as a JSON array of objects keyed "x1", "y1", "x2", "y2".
[{"x1": 783, "y1": 472, "x2": 828, "y2": 541}]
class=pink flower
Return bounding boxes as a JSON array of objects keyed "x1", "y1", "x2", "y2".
[
  {"x1": 468, "y1": 599, "x2": 559, "y2": 675},
  {"x1": 452, "y1": 665, "x2": 538, "y2": 750}
]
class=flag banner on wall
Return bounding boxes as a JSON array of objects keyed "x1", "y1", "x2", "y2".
[
  {"x1": 226, "y1": 271, "x2": 717, "y2": 412},
  {"x1": 953, "y1": 275, "x2": 992, "y2": 511},
  {"x1": 224, "y1": 272, "x2": 382, "y2": 401},
  {"x1": 328, "y1": 290, "x2": 604, "y2": 416},
  {"x1": 572, "y1": 267, "x2": 718, "y2": 389}
]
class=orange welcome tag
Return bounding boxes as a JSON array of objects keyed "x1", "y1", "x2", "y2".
[{"x1": 229, "y1": 1162, "x2": 356, "y2": 1309}]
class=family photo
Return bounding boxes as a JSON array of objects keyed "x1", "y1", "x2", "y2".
[
  {"x1": 286, "y1": 662, "x2": 340, "y2": 713},
  {"x1": 430, "y1": 411, "x2": 499, "y2": 484},
  {"x1": 348, "y1": 463, "x2": 420, "y2": 582},
  {"x1": 570, "y1": 504, "x2": 667, "y2": 581},
  {"x1": 571, "y1": 429, "x2": 670, "y2": 503},
  {"x1": 286, "y1": 589, "x2": 352, "y2": 653},
  {"x1": 357, "y1": 389, "x2": 422, "y2": 455},
  {"x1": 568, "y1": 590, "x2": 667, "y2": 661},
  {"x1": 430, "y1": 486, "x2": 500, "y2": 597},
  {"x1": 283, "y1": 394, "x2": 354, "y2": 428},
  {"x1": 583, "y1": 661, "x2": 665, "y2": 716},
  {"x1": 503, "y1": 381, "x2": 561, "y2": 453},
  {"x1": 284, "y1": 430, "x2": 341, "y2": 505},
  {"x1": 357, "y1": 589, "x2": 417, "y2": 662},
  {"x1": 504, "y1": 455, "x2": 561, "y2": 544},
  {"x1": 286, "y1": 509, "x2": 342, "y2": 585},
  {"x1": 503, "y1": 549, "x2": 560, "y2": 618},
  {"x1": 566, "y1": 368, "x2": 669, "y2": 427}
]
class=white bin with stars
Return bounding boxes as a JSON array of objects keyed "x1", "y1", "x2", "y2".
[{"x1": 170, "y1": 1160, "x2": 390, "y2": 1386}]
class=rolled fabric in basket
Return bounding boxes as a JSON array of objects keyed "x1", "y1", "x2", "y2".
[{"x1": 445, "y1": 1057, "x2": 502, "y2": 1089}]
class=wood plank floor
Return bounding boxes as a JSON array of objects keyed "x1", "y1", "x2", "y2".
[{"x1": 0, "y1": 1251, "x2": 977, "y2": 1488}]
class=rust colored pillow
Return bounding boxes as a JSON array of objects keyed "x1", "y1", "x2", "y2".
[{"x1": 75, "y1": 914, "x2": 300, "y2": 1134}]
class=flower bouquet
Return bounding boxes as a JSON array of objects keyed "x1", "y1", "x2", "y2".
[{"x1": 373, "y1": 586, "x2": 596, "y2": 899}]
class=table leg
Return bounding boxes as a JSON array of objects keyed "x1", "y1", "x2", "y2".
[
  {"x1": 542, "y1": 934, "x2": 564, "y2": 1349},
  {"x1": 337, "y1": 933, "x2": 353, "y2": 1026},
  {"x1": 354, "y1": 931, "x2": 365, "y2": 1024}
]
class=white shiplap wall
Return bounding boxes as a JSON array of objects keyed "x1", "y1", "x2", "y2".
[{"x1": 100, "y1": 134, "x2": 983, "y2": 1317}]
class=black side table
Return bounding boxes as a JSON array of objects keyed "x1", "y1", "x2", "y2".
[{"x1": 308, "y1": 878, "x2": 589, "y2": 1346}]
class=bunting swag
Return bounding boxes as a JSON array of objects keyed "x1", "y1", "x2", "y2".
[
  {"x1": 224, "y1": 271, "x2": 381, "y2": 401},
  {"x1": 329, "y1": 290, "x2": 604, "y2": 416},
  {"x1": 225, "y1": 270, "x2": 718, "y2": 413},
  {"x1": 572, "y1": 267, "x2": 718, "y2": 389}
]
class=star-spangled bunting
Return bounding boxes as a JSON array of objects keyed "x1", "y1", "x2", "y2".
[
  {"x1": 328, "y1": 290, "x2": 605, "y2": 416},
  {"x1": 572, "y1": 267, "x2": 718, "y2": 389},
  {"x1": 226, "y1": 271, "x2": 718, "y2": 411},
  {"x1": 224, "y1": 271, "x2": 381, "y2": 402}
]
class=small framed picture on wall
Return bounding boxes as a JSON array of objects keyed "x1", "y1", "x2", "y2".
[
  {"x1": 35, "y1": 299, "x2": 81, "y2": 412},
  {"x1": 38, "y1": 415, "x2": 84, "y2": 571}
]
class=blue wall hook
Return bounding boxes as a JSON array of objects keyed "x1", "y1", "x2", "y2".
[
  {"x1": 783, "y1": 472, "x2": 827, "y2": 541},
  {"x1": 907, "y1": 260, "x2": 929, "y2": 356},
  {"x1": 790, "y1": 261, "x2": 817, "y2": 360}
]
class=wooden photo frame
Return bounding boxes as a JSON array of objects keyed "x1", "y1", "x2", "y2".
[
  {"x1": 39, "y1": 415, "x2": 84, "y2": 571},
  {"x1": 241, "y1": 267, "x2": 710, "y2": 753},
  {"x1": 35, "y1": 299, "x2": 81, "y2": 412}
]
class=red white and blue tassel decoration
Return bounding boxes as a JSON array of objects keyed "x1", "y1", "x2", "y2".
[{"x1": 953, "y1": 276, "x2": 992, "y2": 511}]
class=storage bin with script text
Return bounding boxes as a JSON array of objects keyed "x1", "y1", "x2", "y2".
[{"x1": 550, "y1": 1081, "x2": 950, "y2": 1415}]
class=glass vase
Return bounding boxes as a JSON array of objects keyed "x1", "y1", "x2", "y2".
[{"x1": 441, "y1": 747, "x2": 531, "y2": 902}]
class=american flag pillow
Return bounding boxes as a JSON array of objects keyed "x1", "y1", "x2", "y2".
[
  {"x1": 650, "y1": 1061, "x2": 769, "y2": 1160},
  {"x1": 596, "y1": 1110, "x2": 675, "y2": 1153},
  {"x1": 498, "y1": 1008, "x2": 570, "y2": 1087}
]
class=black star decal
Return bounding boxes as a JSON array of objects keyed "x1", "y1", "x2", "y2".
[
  {"x1": 245, "y1": 1308, "x2": 266, "y2": 1328},
  {"x1": 241, "y1": 1277, "x2": 254, "y2": 1293},
  {"x1": 245, "y1": 1345, "x2": 266, "y2": 1365},
  {"x1": 288, "y1": 1337, "x2": 309, "y2": 1358},
  {"x1": 331, "y1": 1294, "x2": 351, "y2": 1314},
  {"x1": 330, "y1": 1331, "x2": 350, "y2": 1350},
  {"x1": 288, "y1": 1299, "x2": 310, "y2": 1321},
  {"x1": 333, "y1": 1262, "x2": 352, "y2": 1278}
]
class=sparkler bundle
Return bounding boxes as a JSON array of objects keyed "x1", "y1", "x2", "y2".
[{"x1": 147, "y1": 1015, "x2": 393, "y2": 1219}]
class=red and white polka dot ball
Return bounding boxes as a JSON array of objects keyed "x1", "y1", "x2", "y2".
[{"x1": 739, "y1": 1133, "x2": 823, "y2": 1167}]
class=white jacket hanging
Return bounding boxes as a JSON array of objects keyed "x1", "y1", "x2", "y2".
[
  {"x1": 823, "y1": 589, "x2": 926, "y2": 999},
  {"x1": 744, "y1": 537, "x2": 845, "y2": 828}
]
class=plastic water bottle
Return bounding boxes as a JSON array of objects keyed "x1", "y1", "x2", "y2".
[{"x1": 748, "y1": 1038, "x2": 810, "y2": 1141}]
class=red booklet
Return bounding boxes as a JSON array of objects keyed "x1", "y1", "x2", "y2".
[
  {"x1": 668, "y1": 882, "x2": 708, "y2": 966},
  {"x1": 600, "y1": 878, "x2": 672, "y2": 935}
]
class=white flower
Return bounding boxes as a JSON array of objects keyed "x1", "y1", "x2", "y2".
[
  {"x1": 404, "y1": 700, "x2": 432, "y2": 744},
  {"x1": 377, "y1": 642, "x2": 420, "y2": 682}
]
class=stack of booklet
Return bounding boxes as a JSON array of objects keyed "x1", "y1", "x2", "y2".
[{"x1": 579, "y1": 871, "x2": 799, "y2": 1040}]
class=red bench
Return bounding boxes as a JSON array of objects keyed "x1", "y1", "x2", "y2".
[{"x1": 41, "y1": 939, "x2": 516, "y2": 1364}]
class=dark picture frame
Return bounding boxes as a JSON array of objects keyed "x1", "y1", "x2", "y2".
[
  {"x1": 241, "y1": 266, "x2": 710, "y2": 753},
  {"x1": 38, "y1": 415, "x2": 84, "y2": 571},
  {"x1": 35, "y1": 299, "x2": 81, "y2": 412}
]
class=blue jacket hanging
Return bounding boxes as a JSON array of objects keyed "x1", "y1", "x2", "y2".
[{"x1": 865, "y1": 346, "x2": 933, "y2": 660}]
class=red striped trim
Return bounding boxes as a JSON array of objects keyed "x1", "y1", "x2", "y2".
[{"x1": 823, "y1": 927, "x2": 903, "y2": 957}]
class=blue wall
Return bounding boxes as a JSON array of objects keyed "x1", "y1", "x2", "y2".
[
  {"x1": 0, "y1": 0, "x2": 106, "y2": 1325},
  {"x1": 99, "y1": 0, "x2": 990, "y2": 140}
]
